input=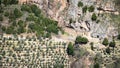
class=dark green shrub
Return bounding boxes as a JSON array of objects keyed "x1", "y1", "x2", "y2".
[
  {"x1": 9, "y1": 12, "x2": 16, "y2": 21},
  {"x1": 75, "y1": 36, "x2": 88, "y2": 44},
  {"x1": 91, "y1": 13, "x2": 97, "y2": 21},
  {"x1": 106, "y1": 47, "x2": 111, "y2": 54},
  {"x1": 1, "y1": 26, "x2": 6, "y2": 32},
  {"x1": 30, "y1": 4, "x2": 41, "y2": 17},
  {"x1": 94, "y1": 63, "x2": 100, "y2": 68},
  {"x1": 6, "y1": 26, "x2": 14, "y2": 34},
  {"x1": 46, "y1": 24, "x2": 59, "y2": 34},
  {"x1": 21, "y1": 5, "x2": 32, "y2": 13},
  {"x1": 12, "y1": 20, "x2": 17, "y2": 26},
  {"x1": 78, "y1": 1, "x2": 83, "y2": 7},
  {"x1": 118, "y1": 34, "x2": 120, "y2": 40},
  {"x1": 17, "y1": 26, "x2": 26, "y2": 34},
  {"x1": 90, "y1": 42, "x2": 94, "y2": 50},
  {"x1": 4, "y1": 11, "x2": 9, "y2": 17},
  {"x1": 109, "y1": 41, "x2": 116, "y2": 48},
  {"x1": 14, "y1": 8, "x2": 23, "y2": 18},
  {"x1": 0, "y1": 15, "x2": 3, "y2": 21},
  {"x1": 88, "y1": 5, "x2": 95, "y2": 12},
  {"x1": 0, "y1": 5, "x2": 4, "y2": 13},
  {"x1": 26, "y1": 14, "x2": 37, "y2": 21},
  {"x1": 2, "y1": 0, "x2": 18, "y2": 5},
  {"x1": 18, "y1": 20, "x2": 24, "y2": 27},
  {"x1": 67, "y1": 42, "x2": 74, "y2": 56},
  {"x1": 102, "y1": 38, "x2": 109, "y2": 46},
  {"x1": 82, "y1": 6, "x2": 88, "y2": 13}
]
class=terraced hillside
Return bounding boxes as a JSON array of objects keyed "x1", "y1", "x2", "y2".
[{"x1": 0, "y1": 34, "x2": 69, "y2": 68}]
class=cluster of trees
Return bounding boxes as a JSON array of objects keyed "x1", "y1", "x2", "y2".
[
  {"x1": 0, "y1": 0, "x2": 18, "y2": 5},
  {"x1": 102, "y1": 38, "x2": 116, "y2": 54},
  {"x1": 24, "y1": 4, "x2": 60, "y2": 37},
  {"x1": 0, "y1": 3, "x2": 61, "y2": 38},
  {"x1": 82, "y1": 5, "x2": 95, "y2": 13},
  {"x1": 2, "y1": 20, "x2": 26, "y2": 34},
  {"x1": 3, "y1": 8, "x2": 23, "y2": 22},
  {"x1": 75, "y1": 36, "x2": 88, "y2": 44},
  {"x1": 102, "y1": 38, "x2": 116, "y2": 48}
]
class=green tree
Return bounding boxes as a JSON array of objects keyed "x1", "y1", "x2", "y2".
[
  {"x1": 94, "y1": 63, "x2": 100, "y2": 68},
  {"x1": 1, "y1": 26, "x2": 6, "y2": 32},
  {"x1": 67, "y1": 42, "x2": 74, "y2": 56},
  {"x1": 109, "y1": 41, "x2": 116, "y2": 48},
  {"x1": 2, "y1": 0, "x2": 18, "y2": 5},
  {"x1": 6, "y1": 26, "x2": 14, "y2": 34},
  {"x1": 4, "y1": 11, "x2": 9, "y2": 17},
  {"x1": 118, "y1": 34, "x2": 120, "y2": 40},
  {"x1": 91, "y1": 13, "x2": 97, "y2": 21},
  {"x1": 88, "y1": 5, "x2": 95, "y2": 12},
  {"x1": 0, "y1": 15, "x2": 3, "y2": 21},
  {"x1": 0, "y1": 55, "x2": 2, "y2": 60},
  {"x1": 82, "y1": 6, "x2": 87, "y2": 13},
  {"x1": 102, "y1": 38, "x2": 109, "y2": 46},
  {"x1": 14, "y1": 8, "x2": 23, "y2": 18},
  {"x1": 30, "y1": 4, "x2": 41, "y2": 17},
  {"x1": 78, "y1": 1, "x2": 83, "y2": 7},
  {"x1": 75, "y1": 36, "x2": 88, "y2": 44},
  {"x1": 12, "y1": 20, "x2": 17, "y2": 26},
  {"x1": 17, "y1": 27, "x2": 26, "y2": 34},
  {"x1": 18, "y1": 20, "x2": 24, "y2": 27},
  {"x1": 21, "y1": 4, "x2": 32, "y2": 13},
  {"x1": 106, "y1": 47, "x2": 111, "y2": 54},
  {"x1": 90, "y1": 42, "x2": 94, "y2": 50}
]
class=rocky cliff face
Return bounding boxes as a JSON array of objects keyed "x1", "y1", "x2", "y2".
[
  {"x1": 19, "y1": 0, "x2": 118, "y2": 38},
  {"x1": 19, "y1": 0, "x2": 119, "y2": 40}
]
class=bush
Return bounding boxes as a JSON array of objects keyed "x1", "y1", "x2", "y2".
[
  {"x1": 26, "y1": 14, "x2": 38, "y2": 22},
  {"x1": 78, "y1": 1, "x2": 83, "y2": 7},
  {"x1": 46, "y1": 24, "x2": 59, "y2": 34},
  {"x1": 30, "y1": 4, "x2": 41, "y2": 17},
  {"x1": 0, "y1": 15, "x2": 3, "y2": 21},
  {"x1": 75, "y1": 36, "x2": 88, "y2": 44},
  {"x1": 102, "y1": 38, "x2": 109, "y2": 46},
  {"x1": 18, "y1": 20, "x2": 24, "y2": 27},
  {"x1": 21, "y1": 5, "x2": 32, "y2": 13},
  {"x1": 94, "y1": 63, "x2": 100, "y2": 68},
  {"x1": 2, "y1": 0, "x2": 18, "y2": 5},
  {"x1": 109, "y1": 41, "x2": 116, "y2": 48},
  {"x1": 91, "y1": 13, "x2": 97, "y2": 21},
  {"x1": 6, "y1": 26, "x2": 14, "y2": 34},
  {"x1": 67, "y1": 42, "x2": 74, "y2": 56},
  {"x1": 88, "y1": 5, "x2": 95, "y2": 12},
  {"x1": 8, "y1": 12, "x2": 16, "y2": 21},
  {"x1": 17, "y1": 26, "x2": 26, "y2": 34},
  {"x1": 4, "y1": 11, "x2": 9, "y2": 17},
  {"x1": 106, "y1": 47, "x2": 111, "y2": 54},
  {"x1": 118, "y1": 34, "x2": 120, "y2": 40},
  {"x1": 1, "y1": 26, "x2": 6, "y2": 32},
  {"x1": 82, "y1": 6, "x2": 87, "y2": 13},
  {"x1": 12, "y1": 20, "x2": 17, "y2": 26},
  {"x1": 14, "y1": 8, "x2": 23, "y2": 18},
  {"x1": 90, "y1": 42, "x2": 94, "y2": 50}
]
